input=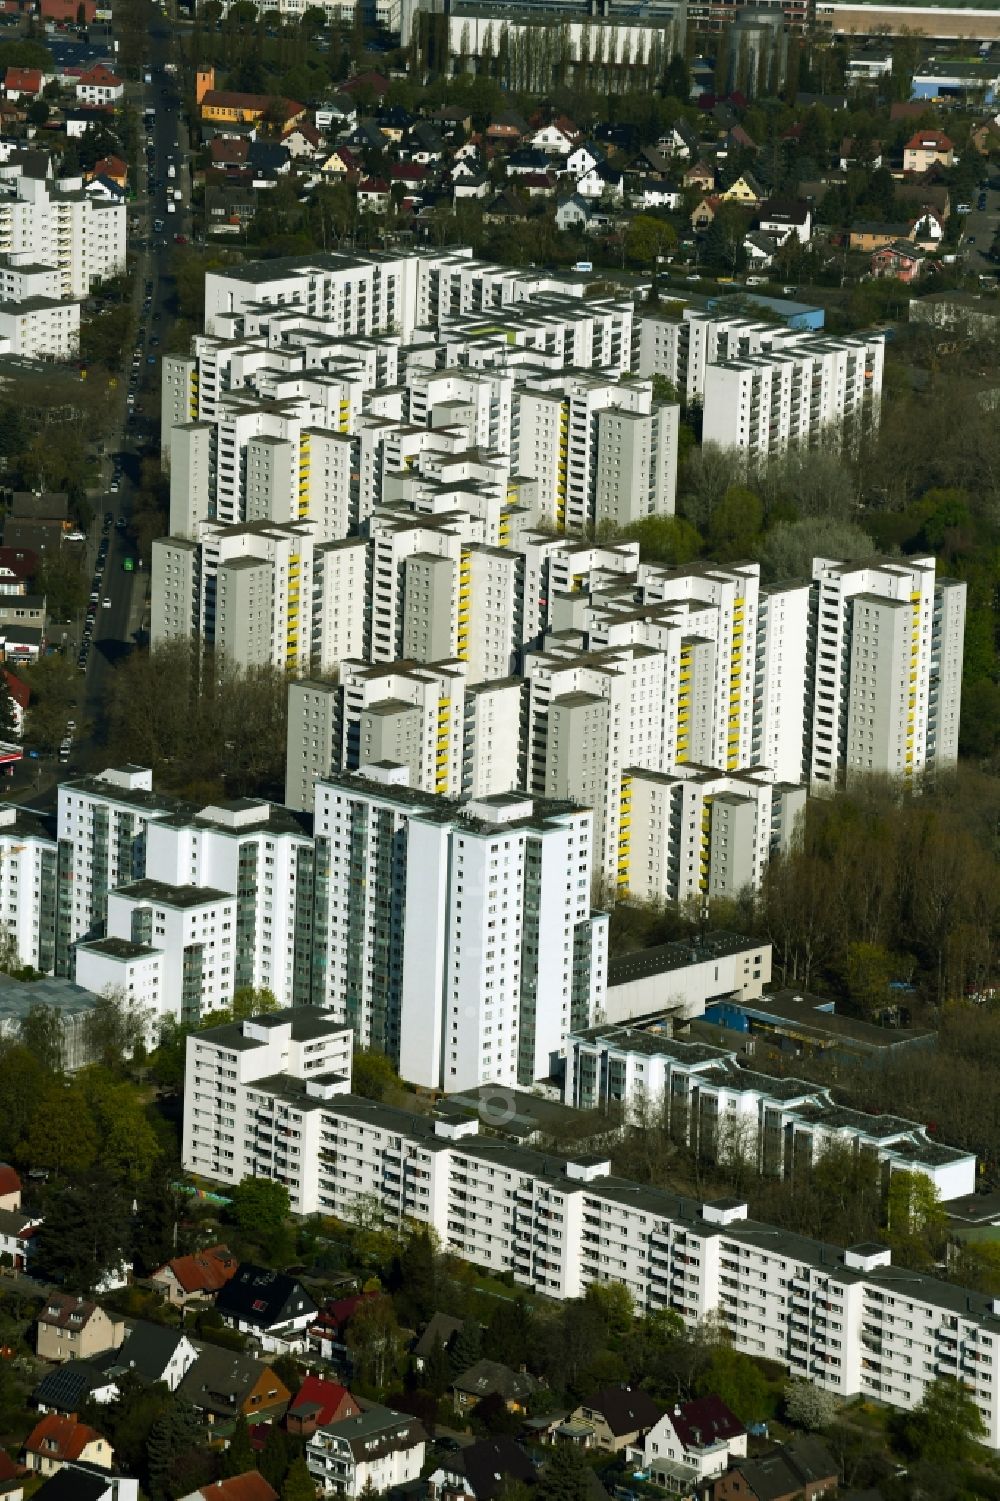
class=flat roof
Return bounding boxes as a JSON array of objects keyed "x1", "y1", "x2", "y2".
[{"x1": 608, "y1": 931, "x2": 761, "y2": 988}]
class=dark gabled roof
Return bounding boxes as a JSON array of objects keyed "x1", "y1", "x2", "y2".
[
  {"x1": 453, "y1": 1360, "x2": 538, "y2": 1401},
  {"x1": 177, "y1": 1345, "x2": 277, "y2": 1414},
  {"x1": 111, "y1": 1321, "x2": 188, "y2": 1382},
  {"x1": 413, "y1": 1312, "x2": 465, "y2": 1361},
  {"x1": 668, "y1": 1394, "x2": 744, "y2": 1450},
  {"x1": 32, "y1": 1360, "x2": 113, "y2": 1413},
  {"x1": 216, "y1": 1264, "x2": 317, "y2": 1329},
  {"x1": 580, "y1": 1384, "x2": 662, "y2": 1436},
  {"x1": 450, "y1": 1436, "x2": 536, "y2": 1501},
  {"x1": 731, "y1": 1437, "x2": 837, "y2": 1501}
]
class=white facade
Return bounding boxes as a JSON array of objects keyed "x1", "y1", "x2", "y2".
[
  {"x1": 0, "y1": 172, "x2": 126, "y2": 300},
  {"x1": 306, "y1": 1406, "x2": 427, "y2": 1498},
  {"x1": 602, "y1": 935, "x2": 772, "y2": 1025},
  {"x1": 181, "y1": 1021, "x2": 1000, "y2": 1450},
  {"x1": 313, "y1": 768, "x2": 608, "y2": 1090},
  {"x1": 181, "y1": 1009, "x2": 353, "y2": 1214}
]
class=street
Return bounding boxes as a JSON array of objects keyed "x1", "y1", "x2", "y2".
[{"x1": 959, "y1": 173, "x2": 999, "y2": 274}]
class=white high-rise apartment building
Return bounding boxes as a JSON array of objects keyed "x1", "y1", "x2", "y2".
[
  {"x1": 0, "y1": 804, "x2": 58, "y2": 973},
  {"x1": 701, "y1": 333, "x2": 884, "y2": 458},
  {"x1": 182, "y1": 1009, "x2": 353, "y2": 1213},
  {"x1": 312, "y1": 767, "x2": 608, "y2": 1090},
  {"x1": 0, "y1": 171, "x2": 126, "y2": 299},
  {"x1": 809, "y1": 556, "x2": 965, "y2": 787},
  {"x1": 181, "y1": 1013, "x2": 1000, "y2": 1450}
]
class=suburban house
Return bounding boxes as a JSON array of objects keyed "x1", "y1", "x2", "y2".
[
  {"x1": 149, "y1": 1245, "x2": 238, "y2": 1307},
  {"x1": 35, "y1": 1297, "x2": 125, "y2": 1365},
  {"x1": 178, "y1": 1475, "x2": 278, "y2": 1501},
  {"x1": 23, "y1": 1415, "x2": 112, "y2": 1477},
  {"x1": 215, "y1": 1265, "x2": 318, "y2": 1354},
  {"x1": 530, "y1": 118, "x2": 580, "y2": 155},
  {"x1": 848, "y1": 220, "x2": 914, "y2": 252},
  {"x1": 871, "y1": 240, "x2": 926, "y2": 282},
  {"x1": 32, "y1": 1361, "x2": 119, "y2": 1415},
  {"x1": 178, "y1": 1347, "x2": 291, "y2": 1426},
  {"x1": 712, "y1": 1437, "x2": 838, "y2": 1501},
  {"x1": 412, "y1": 1312, "x2": 466, "y2": 1372},
  {"x1": 566, "y1": 1385, "x2": 663, "y2": 1452},
  {"x1": 0, "y1": 1450, "x2": 24, "y2": 1500},
  {"x1": 0, "y1": 1208, "x2": 37, "y2": 1271},
  {"x1": 306, "y1": 1404, "x2": 427, "y2": 1498},
  {"x1": 756, "y1": 199, "x2": 812, "y2": 245},
  {"x1": 284, "y1": 1374, "x2": 360, "y2": 1437},
  {"x1": 74, "y1": 66, "x2": 124, "y2": 106},
  {"x1": 452, "y1": 1361, "x2": 539, "y2": 1415},
  {"x1": 903, "y1": 129, "x2": 954, "y2": 173},
  {"x1": 308, "y1": 1292, "x2": 379, "y2": 1365},
  {"x1": 427, "y1": 1435, "x2": 536, "y2": 1501},
  {"x1": 3, "y1": 69, "x2": 43, "y2": 101},
  {"x1": 27, "y1": 1459, "x2": 135, "y2": 1501},
  {"x1": 641, "y1": 1396, "x2": 746, "y2": 1490},
  {"x1": 108, "y1": 1323, "x2": 199, "y2": 1392},
  {"x1": 719, "y1": 172, "x2": 764, "y2": 206}
]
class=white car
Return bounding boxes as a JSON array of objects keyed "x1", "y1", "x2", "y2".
[
  {"x1": 110, "y1": 480, "x2": 119, "y2": 492},
  {"x1": 102, "y1": 597, "x2": 112, "y2": 608}
]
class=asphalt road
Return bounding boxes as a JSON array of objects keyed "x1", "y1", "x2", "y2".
[
  {"x1": 73, "y1": 16, "x2": 189, "y2": 756},
  {"x1": 958, "y1": 173, "x2": 1000, "y2": 274}
]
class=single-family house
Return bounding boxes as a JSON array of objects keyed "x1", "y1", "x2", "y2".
[
  {"x1": 23, "y1": 1415, "x2": 111, "y2": 1478},
  {"x1": 683, "y1": 159, "x2": 716, "y2": 191},
  {"x1": 428, "y1": 1435, "x2": 536, "y2": 1501},
  {"x1": 506, "y1": 147, "x2": 553, "y2": 177},
  {"x1": 871, "y1": 239, "x2": 926, "y2": 282},
  {"x1": 108, "y1": 1323, "x2": 198, "y2": 1392},
  {"x1": 453, "y1": 175, "x2": 490, "y2": 202},
  {"x1": 306, "y1": 1403, "x2": 427, "y2": 1499},
  {"x1": 839, "y1": 137, "x2": 883, "y2": 170},
  {"x1": 357, "y1": 178, "x2": 390, "y2": 213},
  {"x1": 719, "y1": 171, "x2": 764, "y2": 206},
  {"x1": 0, "y1": 1450, "x2": 24, "y2": 1500},
  {"x1": 3, "y1": 69, "x2": 43, "y2": 102},
  {"x1": 632, "y1": 178, "x2": 683, "y2": 211},
  {"x1": 576, "y1": 162, "x2": 624, "y2": 201},
  {"x1": 308, "y1": 1293, "x2": 379, "y2": 1366},
  {"x1": 177, "y1": 1475, "x2": 277, "y2": 1501},
  {"x1": 178, "y1": 1346, "x2": 291, "y2": 1425},
  {"x1": 36, "y1": 1296, "x2": 125, "y2": 1365},
  {"x1": 341, "y1": 71, "x2": 390, "y2": 101},
  {"x1": 284, "y1": 1374, "x2": 360, "y2": 1437},
  {"x1": 756, "y1": 198, "x2": 811, "y2": 244},
  {"x1": 149, "y1": 1244, "x2": 238, "y2": 1307},
  {"x1": 412, "y1": 1313, "x2": 466, "y2": 1372},
  {"x1": 32, "y1": 1361, "x2": 118, "y2": 1415},
  {"x1": 566, "y1": 141, "x2": 605, "y2": 177},
  {"x1": 0, "y1": 1163, "x2": 20, "y2": 1211},
  {"x1": 452, "y1": 1360, "x2": 539, "y2": 1415},
  {"x1": 30, "y1": 1460, "x2": 133, "y2": 1501},
  {"x1": 713, "y1": 1436, "x2": 837, "y2": 1501},
  {"x1": 691, "y1": 194, "x2": 721, "y2": 228},
  {"x1": 848, "y1": 220, "x2": 914, "y2": 252},
  {"x1": 75, "y1": 66, "x2": 124, "y2": 107},
  {"x1": 87, "y1": 155, "x2": 127, "y2": 188},
  {"x1": 911, "y1": 210, "x2": 944, "y2": 246},
  {"x1": 743, "y1": 230, "x2": 781, "y2": 269},
  {"x1": 642, "y1": 1395, "x2": 746, "y2": 1490},
  {"x1": 530, "y1": 117, "x2": 580, "y2": 155},
  {"x1": 486, "y1": 110, "x2": 529, "y2": 143},
  {"x1": 566, "y1": 1385, "x2": 662, "y2": 1453},
  {"x1": 281, "y1": 122, "x2": 322, "y2": 158},
  {"x1": 903, "y1": 129, "x2": 954, "y2": 173},
  {"x1": 215, "y1": 1265, "x2": 318, "y2": 1354},
  {"x1": 662, "y1": 120, "x2": 698, "y2": 159}
]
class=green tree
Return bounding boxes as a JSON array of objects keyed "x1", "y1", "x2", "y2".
[
  {"x1": 0, "y1": 1042, "x2": 46, "y2": 1157},
  {"x1": 0, "y1": 677, "x2": 17, "y2": 742},
  {"x1": 449, "y1": 1317, "x2": 483, "y2": 1373},
  {"x1": 352, "y1": 1049, "x2": 404, "y2": 1102},
  {"x1": 79, "y1": 1069, "x2": 161, "y2": 1183},
  {"x1": 282, "y1": 1457, "x2": 318, "y2": 1501},
  {"x1": 33, "y1": 1177, "x2": 132, "y2": 1292},
  {"x1": 424, "y1": 1332, "x2": 452, "y2": 1398},
  {"x1": 21, "y1": 1080, "x2": 98, "y2": 1177},
  {"x1": 228, "y1": 1175, "x2": 291, "y2": 1252},
  {"x1": 620, "y1": 514, "x2": 701, "y2": 564},
  {"x1": 663, "y1": 51, "x2": 689, "y2": 99},
  {"x1": 82, "y1": 990, "x2": 149, "y2": 1070},
  {"x1": 147, "y1": 1398, "x2": 203, "y2": 1500},
  {"x1": 784, "y1": 1376, "x2": 836, "y2": 1431},
  {"x1": 18, "y1": 1003, "x2": 64, "y2": 1072},
  {"x1": 347, "y1": 1295, "x2": 404, "y2": 1389},
  {"x1": 536, "y1": 1443, "x2": 593, "y2": 1501},
  {"x1": 897, "y1": 1375, "x2": 986, "y2": 1463},
  {"x1": 625, "y1": 213, "x2": 678, "y2": 269},
  {"x1": 697, "y1": 1344, "x2": 770, "y2": 1424},
  {"x1": 392, "y1": 1231, "x2": 439, "y2": 1326},
  {"x1": 221, "y1": 1411, "x2": 255, "y2": 1477},
  {"x1": 484, "y1": 1296, "x2": 533, "y2": 1369},
  {"x1": 583, "y1": 1280, "x2": 634, "y2": 1334},
  {"x1": 708, "y1": 484, "x2": 763, "y2": 556},
  {"x1": 232, "y1": 986, "x2": 279, "y2": 1020},
  {"x1": 259, "y1": 1425, "x2": 291, "y2": 1491},
  {"x1": 885, "y1": 1170, "x2": 947, "y2": 1269}
]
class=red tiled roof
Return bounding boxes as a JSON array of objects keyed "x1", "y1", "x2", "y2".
[
  {"x1": 78, "y1": 64, "x2": 122, "y2": 87},
  {"x1": 0, "y1": 1162, "x2": 21, "y2": 1196},
  {"x1": 358, "y1": 177, "x2": 389, "y2": 194},
  {"x1": 25, "y1": 1413, "x2": 104, "y2": 1462},
  {"x1": 196, "y1": 1474, "x2": 278, "y2": 1501},
  {"x1": 201, "y1": 90, "x2": 302, "y2": 117},
  {"x1": 905, "y1": 129, "x2": 952, "y2": 151},
  {"x1": 156, "y1": 1244, "x2": 238, "y2": 1295},
  {"x1": 342, "y1": 71, "x2": 390, "y2": 97},
  {"x1": 5, "y1": 68, "x2": 42, "y2": 93},
  {"x1": 37, "y1": 1293, "x2": 99, "y2": 1330},
  {"x1": 288, "y1": 1374, "x2": 359, "y2": 1427}
]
